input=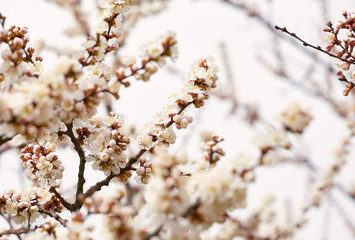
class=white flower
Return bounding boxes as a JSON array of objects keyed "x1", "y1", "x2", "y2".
[
  {"x1": 279, "y1": 102, "x2": 312, "y2": 133},
  {"x1": 188, "y1": 165, "x2": 246, "y2": 223},
  {"x1": 324, "y1": 33, "x2": 336, "y2": 44},
  {"x1": 255, "y1": 128, "x2": 289, "y2": 151},
  {"x1": 335, "y1": 59, "x2": 350, "y2": 70},
  {"x1": 121, "y1": 56, "x2": 136, "y2": 66},
  {"x1": 137, "y1": 127, "x2": 155, "y2": 150}
]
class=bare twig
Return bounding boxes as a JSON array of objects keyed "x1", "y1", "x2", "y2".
[
  {"x1": 222, "y1": 0, "x2": 336, "y2": 73},
  {"x1": 274, "y1": 25, "x2": 353, "y2": 64}
]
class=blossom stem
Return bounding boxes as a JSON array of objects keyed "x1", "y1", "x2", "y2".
[{"x1": 118, "y1": 40, "x2": 176, "y2": 85}]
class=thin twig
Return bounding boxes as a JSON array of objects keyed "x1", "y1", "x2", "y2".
[
  {"x1": 38, "y1": 208, "x2": 68, "y2": 227},
  {"x1": 274, "y1": 25, "x2": 353, "y2": 64},
  {"x1": 0, "y1": 227, "x2": 37, "y2": 238},
  {"x1": 222, "y1": 0, "x2": 336, "y2": 73}
]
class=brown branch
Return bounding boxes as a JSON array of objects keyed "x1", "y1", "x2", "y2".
[
  {"x1": 38, "y1": 208, "x2": 68, "y2": 227},
  {"x1": 274, "y1": 25, "x2": 354, "y2": 64},
  {"x1": 50, "y1": 123, "x2": 88, "y2": 212},
  {"x1": 65, "y1": 123, "x2": 87, "y2": 198},
  {"x1": 0, "y1": 227, "x2": 37, "y2": 237},
  {"x1": 49, "y1": 187, "x2": 73, "y2": 210},
  {"x1": 0, "y1": 136, "x2": 11, "y2": 147}
]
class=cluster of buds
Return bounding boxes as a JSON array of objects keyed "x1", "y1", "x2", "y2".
[
  {"x1": 0, "y1": 54, "x2": 115, "y2": 141},
  {"x1": 76, "y1": 113, "x2": 130, "y2": 176},
  {"x1": 151, "y1": 146, "x2": 189, "y2": 178},
  {"x1": 20, "y1": 144, "x2": 64, "y2": 188},
  {"x1": 323, "y1": 11, "x2": 355, "y2": 96},
  {"x1": 116, "y1": 31, "x2": 178, "y2": 86},
  {"x1": 134, "y1": 160, "x2": 152, "y2": 184},
  {"x1": 0, "y1": 24, "x2": 42, "y2": 90},
  {"x1": 137, "y1": 55, "x2": 219, "y2": 150},
  {"x1": 255, "y1": 128, "x2": 291, "y2": 165},
  {"x1": 79, "y1": 0, "x2": 131, "y2": 66},
  {"x1": 278, "y1": 102, "x2": 312, "y2": 134},
  {"x1": 255, "y1": 128, "x2": 290, "y2": 154},
  {"x1": 0, "y1": 187, "x2": 61, "y2": 224},
  {"x1": 200, "y1": 135, "x2": 225, "y2": 165},
  {"x1": 233, "y1": 154, "x2": 258, "y2": 183},
  {"x1": 172, "y1": 114, "x2": 193, "y2": 129}
]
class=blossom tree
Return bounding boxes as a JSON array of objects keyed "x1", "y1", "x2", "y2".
[{"x1": 1, "y1": 0, "x2": 355, "y2": 239}]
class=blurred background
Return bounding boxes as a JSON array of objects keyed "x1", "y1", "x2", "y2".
[{"x1": 1, "y1": 0, "x2": 355, "y2": 239}]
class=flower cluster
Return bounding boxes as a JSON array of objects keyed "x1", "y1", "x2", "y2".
[
  {"x1": 0, "y1": 187, "x2": 61, "y2": 224},
  {"x1": 86, "y1": 195, "x2": 137, "y2": 239},
  {"x1": 0, "y1": 55, "x2": 111, "y2": 141},
  {"x1": 137, "y1": 55, "x2": 219, "y2": 150},
  {"x1": 188, "y1": 165, "x2": 246, "y2": 224},
  {"x1": 323, "y1": 11, "x2": 355, "y2": 96},
  {"x1": 145, "y1": 146, "x2": 191, "y2": 216},
  {"x1": 255, "y1": 127, "x2": 290, "y2": 153},
  {"x1": 134, "y1": 160, "x2": 153, "y2": 184},
  {"x1": 231, "y1": 154, "x2": 258, "y2": 183},
  {"x1": 21, "y1": 219, "x2": 60, "y2": 240},
  {"x1": 20, "y1": 144, "x2": 64, "y2": 188},
  {"x1": 76, "y1": 113, "x2": 130, "y2": 176},
  {"x1": 116, "y1": 31, "x2": 178, "y2": 86},
  {"x1": 78, "y1": 0, "x2": 131, "y2": 66},
  {"x1": 0, "y1": 25, "x2": 42, "y2": 91},
  {"x1": 139, "y1": 145, "x2": 247, "y2": 238},
  {"x1": 278, "y1": 102, "x2": 312, "y2": 133},
  {"x1": 200, "y1": 134, "x2": 225, "y2": 165}
]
